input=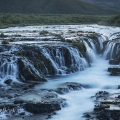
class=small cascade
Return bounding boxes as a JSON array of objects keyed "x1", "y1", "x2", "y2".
[
  {"x1": 103, "y1": 41, "x2": 118, "y2": 59},
  {"x1": 40, "y1": 47, "x2": 66, "y2": 74},
  {"x1": 98, "y1": 35, "x2": 107, "y2": 51},
  {"x1": 82, "y1": 35, "x2": 107, "y2": 63},
  {"x1": 67, "y1": 47, "x2": 88, "y2": 70},
  {"x1": 83, "y1": 40, "x2": 96, "y2": 63},
  {"x1": 0, "y1": 56, "x2": 19, "y2": 85},
  {"x1": 40, "y1": 46, "x2": 88, "y2": 75}
]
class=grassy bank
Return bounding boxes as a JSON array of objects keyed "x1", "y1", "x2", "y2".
[{"x1": 0, "y1": 14, "x2": 120, "y2": 29}]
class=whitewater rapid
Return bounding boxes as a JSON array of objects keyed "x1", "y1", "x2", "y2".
[
  {"x1": 0, "y1": 24, "x2": 120, "y2": 120},
  {"x1": 35, "y1": 55, "x2": 120, "y2": 120}
]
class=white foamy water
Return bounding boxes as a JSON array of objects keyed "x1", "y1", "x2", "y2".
[
  {"x1": 0, "y1": 24, "x2": 120, "y2": 119},
  {"x1": 35, "y1": 55, "x2": 120, "y2": 120},
  {"x1": 0, "y1": 24, "x2": 120, "y2": 40}
]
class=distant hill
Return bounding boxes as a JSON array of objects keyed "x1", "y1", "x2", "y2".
[
  {"x1": 79, "y1": 0, "x2": 120, "y2": 10},
  {"x1": 0, "y1": 0, "x2": 119, "y2": 15}
]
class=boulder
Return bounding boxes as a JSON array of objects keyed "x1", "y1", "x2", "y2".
[
  {"x1": 4, "y1": 79, "x2": 12, "y2": 85},
  {"x1": 108, "y1": 67, "x2": 120, "y2": 75}
]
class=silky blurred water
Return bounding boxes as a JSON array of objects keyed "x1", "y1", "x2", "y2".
[{"x1": 35, "y1": 55, "x2": 120, "y2": 120}]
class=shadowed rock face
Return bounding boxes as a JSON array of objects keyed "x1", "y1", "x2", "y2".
[{"x1": 0, "y1": 43, "x2": 87, "y2": 84}]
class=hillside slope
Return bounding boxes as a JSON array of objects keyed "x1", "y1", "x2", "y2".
[
  {"x1": 0, "y1": 0, "x2": 119, "y2": 15},
  {"x1": 79, "y1": 0, "x2": 120, "y2": 10}
]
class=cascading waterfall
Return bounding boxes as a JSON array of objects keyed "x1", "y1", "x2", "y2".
[
  {"x1": 66, "y1": 47, "x2": 88, "y2": 71},
  {"x1": 0, "y1": 25, "x2": 120, "y2": 120},
  {"x1": 98, "y1": 35, "x2": 107, "y2": 51},
  {"x1": 0, "y1": 33, "x2": 108, "y2": 85},
  {"x1": 103, "y1": 41, "x2": 118, "y2": 59},
  {"x1": 83, "y1": 35, "x2": 107, "y2": 63},
  {"x1": 40, "y1": 46, "x2": 88, "y2": 75},
  {"x1": 40, "y1": 47, "x2": 66, "y2": 74},
  {"x1": 0, "y1": 56, "x2": 19, "y2": 85},
  {"x1": 83, "y1": 40, "x2": 96, "y2": 63}
]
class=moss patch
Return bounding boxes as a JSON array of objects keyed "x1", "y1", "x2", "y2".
[{"x1": 72, "y1": 41, "x2": 86, "y2": 55}]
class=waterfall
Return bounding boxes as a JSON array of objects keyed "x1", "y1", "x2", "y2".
[
  {"x1": 0, "y1": 56, "x2": 19, "y2": 85},
  {"x1": 83, "y1": 40, "x2": 96, "y2": 63},
  {"x1": 82, "y1": 35, "x2": 107, "y2": 63},
  {"x1": 103, "y1": 42, "x2": 117, "y2": 59},
  {"x1": 98, "y1": 35, "x2": 107, "y2": 51},
  {"x1": 39, "y1": 46, "x2": 88, "y2": 75}
]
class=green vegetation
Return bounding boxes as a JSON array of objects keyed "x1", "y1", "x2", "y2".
[
  {"x1": 39, "y1": 30, "x2": 49, "y2": 35},
  {"x1": 106, "y1": 15, "x2": 120, "y2": 26},
  {"x1": 1, "y1": 40, "x2": 9, "y2": 44},
  {"x1": 0, "y1": 33, "x2": 7, "y2": 37},
  {"x1": 0, "y1": 14, "x2": 120, "y2": 29},
  {"x1": 72, "y1": 41, "x2": 86, "y2": 55},
  {"x1": 0, "y1": 14, "x2": 108, "y2": 29}
]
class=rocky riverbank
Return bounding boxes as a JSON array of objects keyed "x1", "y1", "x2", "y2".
[{"x1": 0, "y1": 25, "x2": 120, "y2": 120}]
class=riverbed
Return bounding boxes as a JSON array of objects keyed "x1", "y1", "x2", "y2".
[{"x1": 0, "y1": 25, "x2": 120, "y2": 120}]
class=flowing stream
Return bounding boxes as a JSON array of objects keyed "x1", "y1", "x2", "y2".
[
  {"x1": 35, "y1": 54, "x2": 120, "y2": 120},
  {"x1": 0, "y1": 25, "x2": 120, "y2": 120}
]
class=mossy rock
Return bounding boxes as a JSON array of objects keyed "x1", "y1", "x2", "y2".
[
  {"x1": 39, "y1": 30, "x2": 49, "y2": 35},
  {"x1": 103, "y1": 41, "x2": 109, "y2": 47},
  {"x1": 0, "y1": 33, "x2": 7, "y2": 38},
  {"x1": 72, "y1": 41, "x2": 86, "y2": 55},
  {"x1": 1, "y1": 40, "x2": 9, "y2": 44},
  {"x1": 17, "y1": 58, "x2": 46, "y2": 82}
]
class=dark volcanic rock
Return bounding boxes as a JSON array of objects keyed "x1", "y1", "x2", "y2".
[
  {"x1": 15, "y1": 92, "x2": 67, "y2": 114},
  {"x1": 4, "y1": 79, "x2": 12, "y2": 85},
  {"x1": 109, "y1": 59, "x2": 119, "y2": 65},
  {"x1": 56, "y1": 82, "x2": 83, "y2": 94},
  {"x1": 108, "y1": 67, "x2": 120, "y2": 75},
  {"x1": 84, "y1": 91, "x2": 120, "y2": 120},
  {"x1": 17, "y1": 58, "x2": 47, "y2": 82}
]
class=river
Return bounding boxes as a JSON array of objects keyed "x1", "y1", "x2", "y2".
[
  {"x1": 0, "y1": 25, "x2": 120, "y2": 120},
  {"x1": 34, "y1": 54, "x2": 120, "y2": 120}
]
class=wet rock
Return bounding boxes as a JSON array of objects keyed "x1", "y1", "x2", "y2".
[
  {"x1": 56, "y1": 82, "x2": 83, "y2": 94},
  {"x1": 83, "y1": 113, "x2": 91, "y2": 118},
  {"x1": 109, "y1": 59, "x2": 119, "y2": 65},
  {"x1": 108, "y1": 67, "x2": 120, "y2": 75},
  {"x1": 94, "y1": 104, "x2": 110, "y2": 111},
  {"x1": 14, "y1": 92, "x2": 67, "y2": 114},
  {"x1": 95, "y1": 91, "x2": 109, "y2": 96},
  {"x1": 14, "y1": 99, "x2": 24, "y2": 104},
  {"x1": 84, "y1": 91, "x2": 120, "y2": 120},
  {"x1": 17, "y1": 58, "x2": 47, "y2": 82},
  {"x1": 4, "y1": 79, "x2": 12, "y2": 85}
]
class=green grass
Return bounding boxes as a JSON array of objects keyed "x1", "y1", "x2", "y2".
[
  {"x1": 0, "y1": 14, "x2": 120, "y2": 29},
  {"x1": 0, "y1": 14, "x2": 109, "y2": 29},
  {"x1": 72, "y1": 41, "x2": 86, "y2": 55}
]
